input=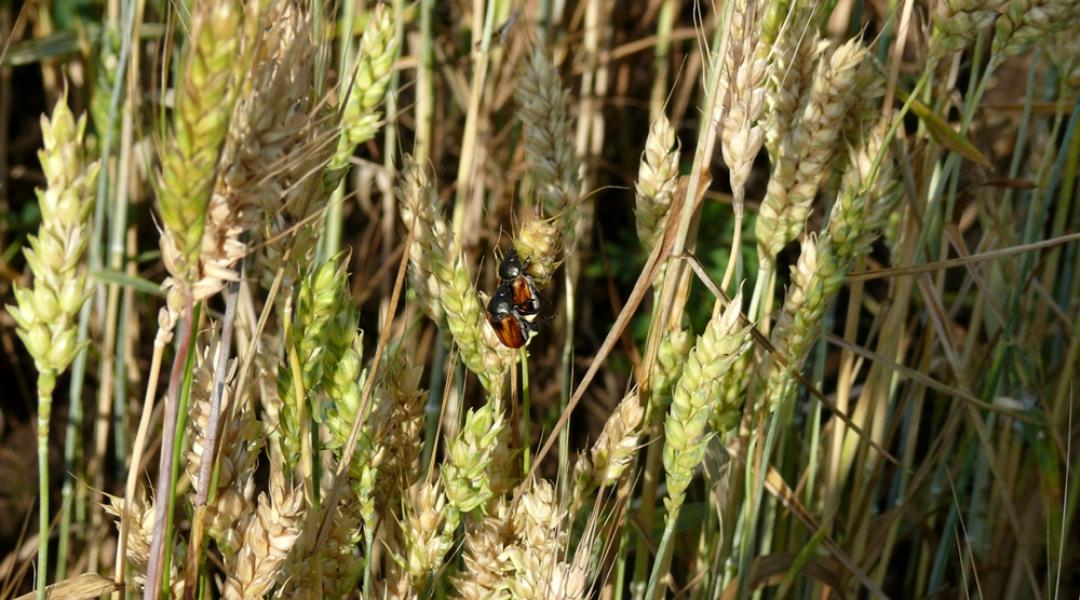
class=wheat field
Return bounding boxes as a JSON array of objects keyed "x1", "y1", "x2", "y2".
[{"x1": 0, "y1": 0, "x2": 1078, "y2": 598}]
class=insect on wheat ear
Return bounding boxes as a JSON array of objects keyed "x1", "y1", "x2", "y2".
[
  {"x1": 486, "y1": 283, "x2": 531, "y2": 349},
  {"x1": 496, "y1": 248, "x2": 543, "y2": 318}
]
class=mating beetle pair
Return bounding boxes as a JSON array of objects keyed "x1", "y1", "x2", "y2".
[{"x1": 486, "y1": 249, "x2": 546, "y2": 348}]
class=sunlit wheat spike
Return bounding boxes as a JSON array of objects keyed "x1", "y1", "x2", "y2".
[
  {"x1": 8, "y1": 98, "x2": 98, "y2": 376},
  {"x1": 719, "y1": 0, "x2": 768, "y2": 200},
  {"x1": 195, "y1": 1, "x2": 313, "y2": 300},
  {"x1": 158, "y1": 0, "x2": 244, "y2": 287},
  {"x1": 185, "y1": 343, "x2": 259, "y2": 558},
  {"x1": 634, "y1": 114, "x2": 681, "y2": 253},
  {"x1": 454, "y1": 500, "x2": 516, "y2": 598},
  {"x1": 222, "y1": 482, "x2": 305, "y2": 599},
  {"x1": 397, "y1": 478, "x2": 460, "y2": 580},
  {"x1": 278, "y1": 256, "x2": 357, "y2": 474},
  {"x1": 574, "y1": 391, "x2": 644, "y2": 501},
  {"x1": 513, "y1": 217, "x2": 561, "y2": 289},
  {"x1": 103, "y1": 493, "x2": 185, "y2": 595},
  {"x1": 757, "y1": 38, "x2": 868, "y2": 260},
  {"x1": 762, "y1": 234, "x2": 838, "y2": 411},
  {"x1": 764, "y1": 5, "x2": 818, "y2": 159}
]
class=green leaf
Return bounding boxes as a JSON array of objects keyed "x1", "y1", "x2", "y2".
[
  {"x1": 895, "y1": 86, "x2": 990, "y2": 166},
  {"x1": 90, "y1": 269, "x2": 165, "y2": 297}
]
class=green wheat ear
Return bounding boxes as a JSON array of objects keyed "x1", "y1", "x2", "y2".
[
  {"x1": 8, "y1": 97, "x2": 98, "y2": 375},
  {"x1": 329, "y1": 2, "x2": 399, "y2": 173},
  {"x1": 662, "y1": 292, "x2": 752, "y2": 513},
  {"x1": 7, "y1": 95, "x2": 98, "y2": 600},
  {"x1": 158, "y1": 0, "x2": 243, "y2": 286}
]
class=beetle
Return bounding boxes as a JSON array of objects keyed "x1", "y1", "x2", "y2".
[
  {"x1": 486, "y1": 281, "x2": 533, "y2": 349},
  {"x1": 497, "y1": 249, "x2": 542, "y2": 318}
]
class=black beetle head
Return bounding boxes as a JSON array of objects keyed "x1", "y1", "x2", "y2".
[
  {"x1": 498, "y1": 249, "x2": 523, "y2": 281},
  {"x1": 487, "y1": 284, "x2": 516, "y2": 317}
]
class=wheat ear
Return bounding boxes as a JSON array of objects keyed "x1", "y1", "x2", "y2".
[
  {"x1": 756, "y1": 38, "x2": 867, "y2": 260},
  {"x1": 185, "y1": 343, "x2": 260, "y2": 559},
  {"x1": 634, "y1": 114, "x2": 681, "y2": 253},
  {"x1": 516, "y1": 46, "x2": 582, "y2": 245},
  {"x1": 397, "y1": 478, "x2": 460, "y2": 581},
  {"x1": 574, "y1": 391, "x2": 645, "y2": 501},
  {"x1": 278, "y1": 257, "x2": 356, "y2": 475},
  {"x1": 718, "y1": 0, "x2": 767, "y2": 202},
  {"x1": 7, "y1": 97, "x2": 98, "y2": 599},
  {"x1": 663, "y1": 292, "x2": 753, "y2": 512},
  {"x1": 194, "y1": 1, "x2": 313, "y2": 300},
  {"x1": 222, "y1": 474, "x2": 305, "y2": 599},
  {"x1": 158, "y1": 0, "x2": 243, "y2": 288},
  {"x1": 330, "y1": 2, "x2": 399, "y2": 173},
  {"x1": 993, "y1": 0, "x2": 1080, "y2": 56},
  {"x1": 442, "y1": 395, "x2": 507, "y2": 513},
  {"x1": 398, "y1": 159, "x2": 512, "y2": 393}
]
